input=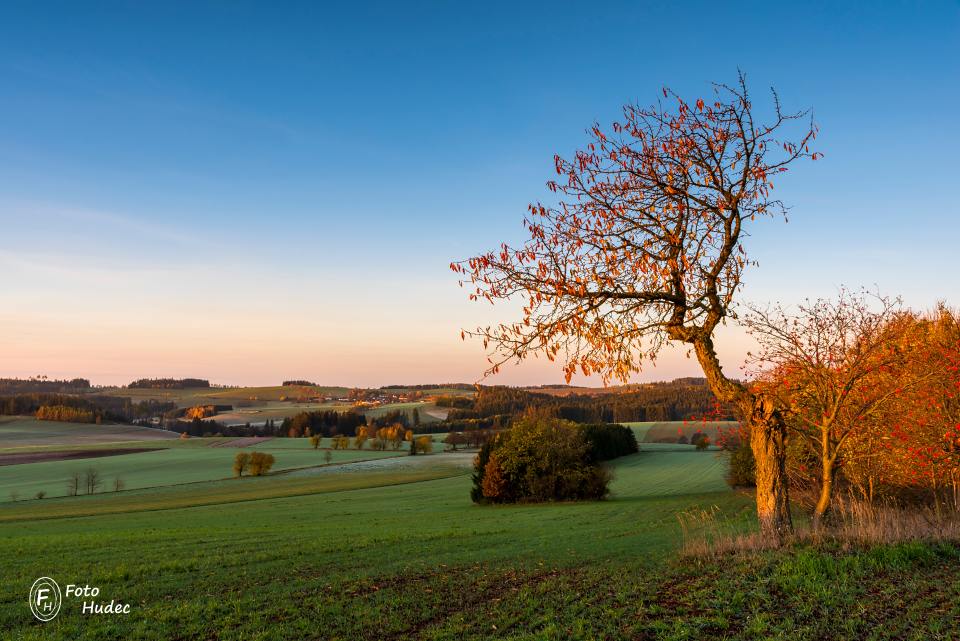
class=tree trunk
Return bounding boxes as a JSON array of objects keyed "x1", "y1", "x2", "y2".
[
  {"x1": 813, "y1": 453, "x2": 834, "y2": 531},
  {"x1": 691, "y1": 336, "x2": 793, "y2": 539},
  {"x1": 747, "y1": 395, "x2": 793, "y2": 541}
]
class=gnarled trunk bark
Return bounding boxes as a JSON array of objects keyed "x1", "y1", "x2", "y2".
[
  {"x1": 745, "y1": 395, "x2": 792, "y2": 541},
  {"x1": 691, "y1": 336, "x2": 793, "y2": 540}
]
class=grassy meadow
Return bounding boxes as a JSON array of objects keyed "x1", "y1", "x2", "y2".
[
  {"x1": 625, "y1": 421, "x2": 738, "y2": 445},
  {"x1": 0, "y1": 419, "x2": 454, "y2": 502},
  {"x1": 2, "y1": 423, "x2": 958, "y2": 639}
]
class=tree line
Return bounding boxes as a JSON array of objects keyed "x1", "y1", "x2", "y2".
[
  {"x1": 0, "y1": 394, "x2": 176, "y2": 423},
  {"x1": 0, "y1": 377, "x2": 91, "y2": 394},
  {"x1": 127, "y1": 378, "x2": 210, "y2": 389},
  {"x1": 440, "y1": 381, "x2": 730, "y2": 425}
]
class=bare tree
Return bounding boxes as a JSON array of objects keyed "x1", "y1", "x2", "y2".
[
  {"x1": 83, "y1": 467, "x2": 102, "y2": 495},
  {"x1": 67, "y1": 472, "x2": 81, "y2": 496},
  {"x1": 454, "y1": 73, "x2": 820, "y2": 538}
]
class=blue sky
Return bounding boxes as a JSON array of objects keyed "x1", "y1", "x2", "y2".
[{"x1": 0, "y1": 1, "x2": 958, "y2": 386}]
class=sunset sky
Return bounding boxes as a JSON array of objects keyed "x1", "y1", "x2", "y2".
[{"x1": 1, "y1": 1, "x2": 958, "y2": 387}]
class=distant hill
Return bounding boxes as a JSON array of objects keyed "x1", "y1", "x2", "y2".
[{"x1": 0, "y1": 378, "x2": 91, "y2": 395}]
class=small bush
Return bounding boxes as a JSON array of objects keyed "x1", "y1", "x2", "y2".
[
  {"x1": 727, "y1": 445, "x2": 756, "y2": 487},
  {"x1": 696, "y1": 436, "x2": 711, "y2": 451}
]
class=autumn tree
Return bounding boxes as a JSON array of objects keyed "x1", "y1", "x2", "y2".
[
  {"x1": 416, "y1": 435, "x2": 433, "y2": 454},
  {"x1": 233, "y1": 452, "x2": 251, "y2": 477},
  {"x1": 354, "y1": 426, "x2": 369, "y2": 450},
  {"x1": 453, "y1": 74, "x2": 819, "y2": 537},
  {"x1": 744, "y1": 290, "x2": 930, "y2": 527},
  {"x1": 388, "y1": 424, "x2": 405, "y2": 450},
  {"x1": 867, "y1": 306, "x2": 960, "y2": 509},
  {"x1": 248, "y1": 452, "x2": 275, "y2": 476},
  {"x1": 444, "y1": 431, "x2": 463, "y2": 451}
]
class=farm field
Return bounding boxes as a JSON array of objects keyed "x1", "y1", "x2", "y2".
[
  {"x1": 81, "y1": 384, "x2": 454, "y2": 427},
  {"x1": 198, "y1": 401, "x2": 357, "y2": 425},
  {"x1": 0, "y1": 417, "x2": 179, "y2": 449},
  {"x1": 3, "y1": 444, "x2": 957, "y2": 640},
  {"x1": 93, "y1": 385, "x2": 355, "y2": 406},
  {"x1": 0, "y1": 435, "x2": 411, "y2": 502},
  {"x1": 625, "y1": 420, "x2": 738, "y2": 444}
]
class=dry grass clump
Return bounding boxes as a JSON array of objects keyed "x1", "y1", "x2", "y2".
[{"x1": 678, "y1": 496, "x2": 960, "y2": 558}]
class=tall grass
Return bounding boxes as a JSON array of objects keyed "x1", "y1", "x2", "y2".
[{"x1": 679, "y1": 494, "x2": 960, "y2": 557}]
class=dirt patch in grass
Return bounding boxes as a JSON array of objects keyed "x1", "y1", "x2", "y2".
[{"x1": 0, "y1": 447, "x2": 163, "y2": 466}]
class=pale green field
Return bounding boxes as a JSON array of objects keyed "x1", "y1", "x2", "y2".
[
  {"x1": 94, "y1": 385, "x2": 353, "y2": 407},
  {"x1": 624, "y1": 420, "x2": 738, "y2": 444},
  {"x1": 362, "y1": 400, "x2": 443, "y2": 423},
  {"x1": 0, "y1": 417, "x2": 178, "y2": 450},
  {"x1": 202, "y1": 401, "x2": 356, "y2": 424},
  {"x1": 0, "y1": 438, "x2": 409, "y2": 502}
]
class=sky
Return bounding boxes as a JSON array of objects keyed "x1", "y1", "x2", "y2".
[{"x1": 0, "y1": 1, "x2": 958, "y2": 387}]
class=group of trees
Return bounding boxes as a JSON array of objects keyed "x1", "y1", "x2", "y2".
[
  {"x1": 281, "y1": 410, "x2": 366, "y2": 438},
  {"x1": 472, "y1": 415, "x2": 615, "y2": 504},
  {"x1": 442, "y1": 429, "x2": 496, "y2": 450},
  {"x1": 282, "y1": 380, "x2": 317, "y2": 387},
  {"x1": 0, "y1": 394, "x2": 176, "y2": 424},
  {"x1": 305, "y1": 428, "x2": 434, "y2": 454},
  {"x1": 329, "y1": 435, "x2": 351, "y2": 449},
  {"x1": 738, "y1": 295, "x2": 960, "y2": 523},
  {"x1": 65, "y1": 468, "x2": 124, "y2": 496},
  {"x1": 36, "y1": 404, "x2": 96, "y2": 423},
  {"x1": 447, "y1": 382, "x2": 729, "y2": 424},
  {"x1": 232, "y1": 451, "x2": 276, "y2": 477},
  {"x1": 0, "y1": 377, "x2": 90, "y2": 394},
  {"x1": 127, "y1": 378, "x2": 210, "y2": 389},
  {"x1": 183, "y1": 405, "x2": 227, "y2": 420}
]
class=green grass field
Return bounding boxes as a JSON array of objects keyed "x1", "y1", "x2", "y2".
[
  {"x1": 0, "y1": 417, "x2": 179, "y2": 450},
  {"x1": 2, "y1": 440, "x2": 957, "y2": 640},
  {"x1": 0, "y1": 417, "x2": 454, "y2": 502},
  {"x1": 625, "y1": 420, "x2": 738, "y2": 444},
  {"x1": 92, "y1": 385, "x2": 354, "y2": 407}
]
